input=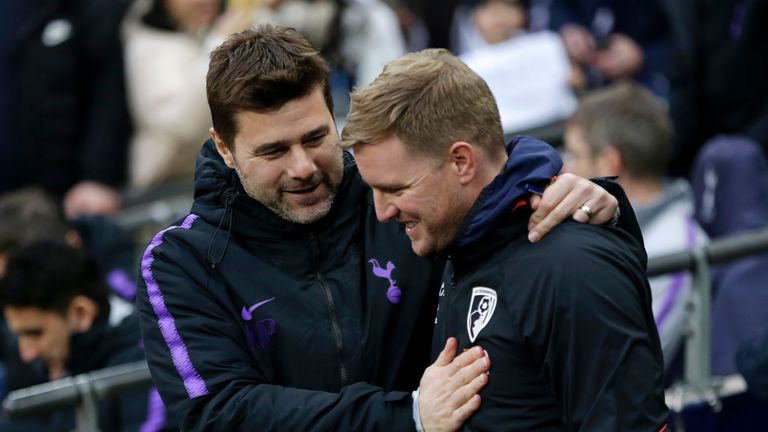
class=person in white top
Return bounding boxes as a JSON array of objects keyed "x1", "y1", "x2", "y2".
[
  {"x1": 563, "y1": 82, "x2": 709, "y2": 368},
  {"x1": 122, "y1": 0, "x2": 252, "y2": 189}
]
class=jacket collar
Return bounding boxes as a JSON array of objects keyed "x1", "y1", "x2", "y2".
[
  {"x1": 453, "y1": 136, "x2": 562, "y2": 249},
  {"x1": 66, "y1": 314, "x2": 139, "y2": 376}
]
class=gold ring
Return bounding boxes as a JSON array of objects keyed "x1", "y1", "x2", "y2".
[{"x1": 578, "y1": 204, "x2": 594, "y2": 220}]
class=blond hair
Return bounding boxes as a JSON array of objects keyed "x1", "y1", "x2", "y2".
[{"x1": 341, "y1": 49, "x2": 504, "y2": 160}]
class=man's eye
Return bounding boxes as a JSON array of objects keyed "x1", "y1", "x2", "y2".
[
  {"x1": 380, "y1": 187, "x2": 404, "y2": 196},
  {"x1": 21, "y1": 331, "x2": 43, "y2": 338},
  {"x1": 261, "y1": 148, "x2": 287, "y2": 159},
  {"x1": 305, "y1": 135, "x2": 325, "y2": 147}
]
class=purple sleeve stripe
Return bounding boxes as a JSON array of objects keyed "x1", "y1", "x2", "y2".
[
  {"x1": 655, "y1": 216, "x2": 701, "y2": 333},
  {"x1": 141, "y1": 213, "x2": 209, "y2": 399},
  {"x1": 139, "y1": 387, "x2": 166, "y2": 432},
  {"x1": 108, "y1": 269, "x2": 137, "y2": 301}
]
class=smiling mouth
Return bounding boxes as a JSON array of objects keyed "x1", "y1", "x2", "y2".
[
  {"x1": 284, "y1": 183, "x2": 320, "y2": 194},
  {"x1": 403, "y1": 221, "x2": 419, "y2": 235}
]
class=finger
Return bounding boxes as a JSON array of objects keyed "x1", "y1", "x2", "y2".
[
  {"x1": 572, "y1": 201, "x2": 593, "y2": 223},
  {"x1": 583, "y1": 196, "x2": 617, "y2": 225},
  {"x1": 528, "y1": 194, "x2": 542, "y2": 211},
  {"x1": 527, "y1": 195, "x2": 543, "y2": 231},
  {"x1": 528, "y1": 177, "x2": 572, "y2": 230},
  {"x1": 434, "y1": 337, "x2": 459, "y2": 367},
  {"x1": 452, "y1": 394, "x2": 482, "y2": 425},
  {"x1": 529, "y1": 176, "x2": 587, "y2": 242},
  {"x1": 448, "y1": 345, "x2": 486, "y2": 373},
  {"x1": 571, "y1": 185, "x2": 618, "y2": 225},
  {"x1": 450, "y1": 354, "x2": 491, "y2": 389},
  {"x1": 454, "y1": 372, "x2": 489, "y2": 403}
]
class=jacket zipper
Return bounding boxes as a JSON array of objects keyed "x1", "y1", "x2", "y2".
[{"x1": 310, "y1": 233, "x2": 349, "y2": 387}]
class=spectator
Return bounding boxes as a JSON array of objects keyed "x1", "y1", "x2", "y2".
[
  {"x1": 0, "y1": 242, "x2": 174, "y2": 431},
  {"x1": 0, "y1": 0, "x2": 25, "y2": 195},
  {"x1": 453, "y1": 0, "x2": 578, "y2": 135},
  {"x1": 0, "y1": 188, "x2": 136, "y2": 320},
  {"x1": 452, "y1": 0, "x2": 529, "y2": 55},
  {"x1": 549, "y1": 0, "x2": 671, "y2": 98},
  {"x1": 0, "y1": 188, "x2": 137, "y2": 400},
  {"x1": 7, "y1": 0, "x2": 134, "y2": 218},
  {"x1": 247, "y1": 0, "x2": 406, "y2": 88},
  {"x1": 122, "y1": 0, "x2": 252, "y2": 190},
  {"x1": 562, "y1": 82, "x2": 709, "y2": 368},
  {"x1": 667, "y1": 0, "x2": 768, "y2": 177}
]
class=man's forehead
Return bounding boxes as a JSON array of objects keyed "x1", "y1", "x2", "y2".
[
  {"x1": 4, "y1": 306, "x2": 60, "y2": 327},
  {"x1": 233, "y1": 90, "x2": 334, "y2": 148}
]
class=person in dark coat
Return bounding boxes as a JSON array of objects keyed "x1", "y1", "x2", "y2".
[
  {"x1": 344, "y1": 48, "x2": 669, "y2": 431},
  {"x1": 135, "y1": 25, "x2": 626, "y2": 431},
  {"x1": 3, "y1": 0, "x2": 133, "y2": 218},
  {"x1": 0, "y1": 242, "x2": 173, "y2": 431}
]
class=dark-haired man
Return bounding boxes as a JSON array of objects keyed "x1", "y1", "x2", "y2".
[
  {"x1": 137, "y1": 24, "x2": 626, "y2": 431},
  {"x1": 0, "y1": 242, "x2": 171, "y2": 431}
]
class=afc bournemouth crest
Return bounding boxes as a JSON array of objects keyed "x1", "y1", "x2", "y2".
[{"x1": 467, "y1": 287, "x2": 497, "y2": 342}]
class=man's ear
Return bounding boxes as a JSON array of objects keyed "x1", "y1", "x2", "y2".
[
  {"x1": 67, "y1": 295, "x2": 99, "y2": 333},
  {"x1": 447, "y1": 141, "x2": 477, "y2": 185},
  {"x1": 598, "y1": 146, "x2": 622, "y2": 177},
  {"x1": 210, "y1": 127, "x2": 236, "y2": 169}
]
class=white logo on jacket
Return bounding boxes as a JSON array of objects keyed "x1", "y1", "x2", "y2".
[{"x1": 467, "y1": 287, "x2": 497, "y2": 342}]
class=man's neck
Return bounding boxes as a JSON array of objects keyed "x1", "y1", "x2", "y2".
[{"x1": 620, "y1": 176, "x2": 663, "y2": 207}]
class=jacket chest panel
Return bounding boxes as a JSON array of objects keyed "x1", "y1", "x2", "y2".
[{"x1": 439, "y1": 276, "x2": 562, "y2": 430}]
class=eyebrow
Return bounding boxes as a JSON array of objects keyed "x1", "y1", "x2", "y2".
[
  {"x1": 17, "y1": 328, "x2": 44, "y2": 337},
  {"x1": 251, "y1": 125, "x2": 331, "y2": 155}
]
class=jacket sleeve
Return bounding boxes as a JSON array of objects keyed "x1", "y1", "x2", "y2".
[
  {"x1": 520, "y1": 229, "x2": 668, "y2": 430},
  {"x1": 590, "y1": 177, "x2": 647, "y2": 262},
  {"x1": 136, "y1": 232, "x2": 416, "y2": 431}
]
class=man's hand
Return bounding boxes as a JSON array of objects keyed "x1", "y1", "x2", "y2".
[
  {"x1": 592, "y1": 33, "x2": 644, "y2": 79},
  {"x1": 418, "y1": 338, "x2": 490, "y2": 432},
  {"x1": 527, "y1": 173, "x2": 618, "y2": 242},
  {"x1": 560, "y1": 24, "x2": 596, "y2": 65}
]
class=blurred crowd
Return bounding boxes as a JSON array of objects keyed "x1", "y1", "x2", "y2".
[{"x1": 0, "y1": 0, "x2": 767, "y2": 429}]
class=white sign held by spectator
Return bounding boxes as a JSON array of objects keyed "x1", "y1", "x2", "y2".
[{"x1": 461, "y1": 31, "x2": 577, "y2": 134}]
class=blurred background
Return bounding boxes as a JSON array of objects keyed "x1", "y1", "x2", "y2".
[{"x1": 0, "y1": 0, "x2": 766, "y2": 430}]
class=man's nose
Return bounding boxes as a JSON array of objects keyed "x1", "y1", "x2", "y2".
[
  {"x1": 373, "y1": 190, "x2": 399, "y2": 223},
  {"x1": 286, "y1": 146, "x2": 318, "y2": 179},
  {"x1": 18, "y1": 339, "x2": 40, "y2": 363}
]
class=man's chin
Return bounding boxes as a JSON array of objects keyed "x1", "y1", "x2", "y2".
[
  {"x1": 278, "y1": 199, "x2": 334, "y2": 224},
  {"x1": 410, "y1": 240, "x2": 435, "y2": 257}
]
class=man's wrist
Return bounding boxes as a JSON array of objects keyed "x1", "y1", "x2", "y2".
[{"x1": 412, "y1": 388, "x2": 425, "y2": 432}]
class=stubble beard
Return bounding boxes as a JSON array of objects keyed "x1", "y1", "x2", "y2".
[{"x1": 236, "y1": 166, "x2": 339, "y2": 225}]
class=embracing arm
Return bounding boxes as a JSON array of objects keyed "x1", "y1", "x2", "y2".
[
  {"x1": 137, "y1": 231, "x2": 486, "y2": 431},
  {"x1": 527, "y1": 174, "x2": 642, "y2": 249}
]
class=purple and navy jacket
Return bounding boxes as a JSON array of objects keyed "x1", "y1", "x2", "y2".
[
  {"x1": 137, "y1": 140, "x2": 444, "y2": 431},
  {"x1": 136, "y1": 137, "x2": 577, "y2": 431}
]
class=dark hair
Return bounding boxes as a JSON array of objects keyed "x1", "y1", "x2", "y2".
[
  {"x1": 0, "y1": 188, "x2": 68, "y2": 253},
  {"x1": 206, "y1": 25, "x2": 334, "y2": 149},
  {"x1": 0, "y1": 242, "x2": 109, "y2": 316}
]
